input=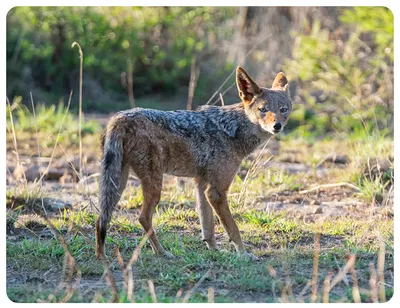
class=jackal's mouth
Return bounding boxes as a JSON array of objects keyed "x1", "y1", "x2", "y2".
[{"x1": 260, "y1": 124, "x2": 283, "y2": 135}]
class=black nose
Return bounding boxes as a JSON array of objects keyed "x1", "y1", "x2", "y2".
[{"x1": 273, "y1": 122, "x2": 282, "y2": 131}]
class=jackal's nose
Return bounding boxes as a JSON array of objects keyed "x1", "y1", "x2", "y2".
[{"x1": 273, "y1": 122, "x2": 282, "y2": 131}]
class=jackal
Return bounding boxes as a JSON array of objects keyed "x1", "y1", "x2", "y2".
[{"x1": 95, "y1": 66, "x2": 292, "y2": 259}]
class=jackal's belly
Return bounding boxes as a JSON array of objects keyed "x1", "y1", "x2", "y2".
[
  {"x1": 163, "y1": 155, "x2": 198, "y2": 177},
  {"x1": 164, "y1": 168, "x2": 197, "y2": 178}
]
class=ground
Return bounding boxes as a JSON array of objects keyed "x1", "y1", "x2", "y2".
[{"x1": 6, "y1": 114, "x2": 394, "y2": 303}]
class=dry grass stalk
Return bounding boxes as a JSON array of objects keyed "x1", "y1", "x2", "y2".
[
  {"x1": 127, "y1": 59, "x2": 135, "y2": 108},
  {"x1": 349, "y1": 255, "x2": 361, "y2": 303},
  {"x1": 219, "y1": 93, "x2": 225, "y2": 106},
  {"x1": 206, "y1": 32, "x2": 272, "y2": 106},
  {"x1": 125, "y1": 235, "x2": 149, "y2": 302},
  {"x1": 182, "y1": 269, "x2": 211, "y2": 303},
  {"x1": 60, "y1": 269, "x2": 82, "y2": 303},
  {"x1": 125, "y1": 229, "x2": 151, "y2": 268},
  {"x1": 43, "y1": 217, "x2": 82, "y2": 303},
  {"x1": 148, "y1": 280, "x2": 158, "y2": 303},
  {"x1": 267, "y1": 264, "x2": 287, "y2": 303},
  {"x1": 175, "y1": 289, "x2": 183, "y2": 302},
  {"x1": 299, "y1": 182, "x2": 360, "y2": 195},
  {"x1": 111, "y1": 230, "x2": 152, "y2": 302},
  {"x1": 38, "y1": 90, "x2": 73, "y2": 183},
  {"x1": 359, "y1": 287, "x2": 372, "y2": 297},
  {"x1": 369, "y1": 263, "x2": 378, "y2": 303},
  {"x1": 267, "y1": 262, "x2": 295, "y2": 303},
  {"x1": 126, "y1": 268, "x2": 134, "y2": 302},
  {"x1": 29, "y1": 92, "x2": 43, "y2": 176},
  {"x1": 377, "y1": 235, "x2": 386, "y2": 302},
  {"x1": 333, "y1": 254, "x2": 349, "y2": 286},
  {"x1": 206, "y1": 70, "x2": 235, "y2": 105},
  {"x1": 329, "y1": 254, "x2": 356, "y2": 291},
  {"x1": 323, "y1": 271, "x2": 334, "y2": 303},
  {"x1": 267, "y1": 265, "x2": 278, "y2": 300},
  {"x1": 284, "y1": 262, "x2": 294, "y2": 302},
  {"x1": 101, "y1": 259, "x2": 119, "y2": 302},
  {"x1": 71, "y1": 41, "x2": 83, "y2": 178},
  {"x1": 237, "y1": 139, "x2": 272, "y2": 206},
  {"x1": 212, "y1": 82, "x2": 235, "y2": 106},
  {"x1": 91, "y1": 291, "x2": 104, "y2": 303},
  {"x1": 56, "y1": 141, "x2": 97, "y2": 212},
  {"x1": 29, "y1": 93, "x2": 47, "y2": 216},
  {"x1": 208, "y1": 287, "x2": 214, "y2": 303},
  {"x1": 6, "y1": 97, "x2": 26, "y2": 183},
  {"x1": 116, "y1": 247, "x2": 128, "y2": 293},
  {"x1": 310, "y1": 233, "x2": 321, "y2": 303},
  {"x1": 297, "y1": 281, "x2": 311, "y2": 303},
  {"x1": 186, "y1": 55, "x2": 200, "y2": 110},
  {"x1": 280, "y1": 283, "x2": 289, "y2": 303}
]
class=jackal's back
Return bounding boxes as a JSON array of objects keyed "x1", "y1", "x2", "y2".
[{"x1": 103, "y1": 103, "x2": 263, "y2": 177}]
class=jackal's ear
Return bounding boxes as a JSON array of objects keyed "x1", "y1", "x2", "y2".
[
  {"x1": 236, "y1": 66, "x2": 261, "y2": 103},
  {"x1": 272, "y1": 72, "x2": 288, "y2": 89}
]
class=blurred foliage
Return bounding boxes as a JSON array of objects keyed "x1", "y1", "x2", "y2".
[
  {"x1": 340, "y1": 7, "x2": 394, "y2": 61},
  {"x1": 7, "y1": 7, "x2": 393, "y2": 139},
  {"x1": 283, "y1": 7, "x2": 393, "y2": 140},
  {"x1": 7, "y1": 7, "x2": 235, "y2": 111}
]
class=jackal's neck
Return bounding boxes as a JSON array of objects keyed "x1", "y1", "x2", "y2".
[{"x1": 230, "y1": 103, "x2": 270, "y2": 157}]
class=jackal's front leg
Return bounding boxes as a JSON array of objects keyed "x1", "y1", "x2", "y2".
[
  {"x1": 195, "y1": 182, "x2": 217, "y2": 250},
  {"x1": 205, "y1": 186, "x2": 244, "y2": 252}
]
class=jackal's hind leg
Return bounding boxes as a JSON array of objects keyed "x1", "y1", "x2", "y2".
[{"x1": 138, "y1": 177, "x2": 172, "y2": 258}]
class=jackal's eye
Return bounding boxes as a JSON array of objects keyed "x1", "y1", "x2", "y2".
[
  {"x1": 259, "y1": 107, "x2": 268, "y2": 113},
  {"x1": 280, "y1": 107, "x2": 288, "y2": 113}
]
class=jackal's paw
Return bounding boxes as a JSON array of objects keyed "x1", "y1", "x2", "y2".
[
  {"x1": 206, "y1": 245, "x2": 218, "y2": 251},
  {"x1": 202, "y1": 239, "x2": 218, "y2": 250},
  {"x1": 238, "y1": 251, "x2": 259, "y2": 261}
]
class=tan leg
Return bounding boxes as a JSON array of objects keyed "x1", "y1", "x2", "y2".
[
  {"x1": 205, "y1": 185, "x2": 244, "y2": 252},
  {"x1": 138, "y1": 177, "x2": 172, "y2": 257},
  {"x1": 195, "y1": 180, "x2": 217, "y2": 249}
]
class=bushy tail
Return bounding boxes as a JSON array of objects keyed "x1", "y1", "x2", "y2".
[{"x1": 95, "y1": 129, "x2": 123, "y2": 259}]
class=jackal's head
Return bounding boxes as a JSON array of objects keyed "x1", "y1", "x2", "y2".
[{"x1": 236, "y1": 66, "x2": 292, "y2": 135}]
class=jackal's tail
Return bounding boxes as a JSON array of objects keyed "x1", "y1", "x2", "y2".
[{"x1": 95, "y1": 128, "x2": 124, "y2": 259}]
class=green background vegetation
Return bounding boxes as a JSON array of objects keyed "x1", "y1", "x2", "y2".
[{"x1": 7, "y1": 7, "x2": 393, "y2": 140}]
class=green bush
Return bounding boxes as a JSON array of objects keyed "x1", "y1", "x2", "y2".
[
  {"x1": 283, "y1": 7, "x2": 393, "y2": 139},
  {"x1": 7, "y1": 7, "x2": 235, "y2": 111}
]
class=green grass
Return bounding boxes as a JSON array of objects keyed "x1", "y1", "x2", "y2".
[
  {"x1": 9, "y1": 98, "x2": 101, "y2": 136},
  {"x1": 6, "y1": 184, "x2": 47, "y2": 215},
  {"x1": 7, "y1": 97, "x2": 101, "y2": 151},
  {"x1": 357, "y1": 176, "x2": 391, "y2": 205},
  {"x1": 6, "y1": 203, "x2": 394, "y2": 303}
]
